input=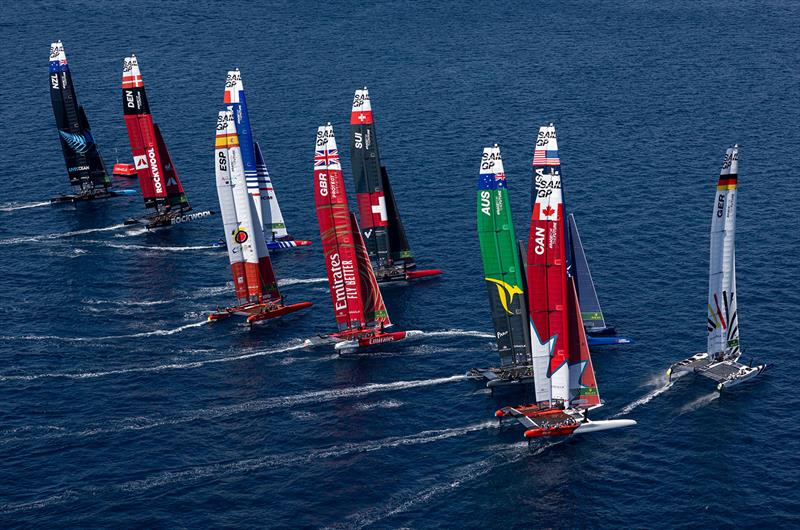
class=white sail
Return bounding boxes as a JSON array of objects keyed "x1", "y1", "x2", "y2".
[
  {"x1": 254, "y1": 141, "x2": 288, "y2": 240},
  {"x1": 215, "y1": 111, "x2": 246, "y2": 300},
  {"x1": 707, "y1": 145, "x2": 740, "y2": 360}
]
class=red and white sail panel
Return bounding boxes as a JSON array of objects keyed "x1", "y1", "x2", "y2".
[{"x1": 351, "y1": 213, "x2": 390, "y2": 328}]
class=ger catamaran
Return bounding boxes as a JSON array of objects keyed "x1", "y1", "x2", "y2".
[
  {"x1": 218, "y1": 69, "x2": 310, "y2": 251},
  {"x1": 668, "y1": 146, "x2": 767, "y2": 391},
  {"x1": 208, "y1": 110, "x2": 312, "y2": 324},
  {"x1": 49, "y1": 41, "x2": 126, "y2": 203},
  {"x1": 495, "y1": 124, "x2": 636, "y2": 439},
  {"x1": 349, "y1": 88, "x2": 442, "y2": 282},
  {"x1": 314, "y1": 123, "x2": 409, "y2": 352},
  {"x1": 121, "y1": 54, "x2": 212, "y2": 229}
]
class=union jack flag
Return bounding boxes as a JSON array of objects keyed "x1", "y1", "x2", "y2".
[
  {"x1": 314, "y1": 148, "x2": 339, "y2": 168},
  {"x1": 532, "y1": 149, "x2": 560, "y2": 166}
]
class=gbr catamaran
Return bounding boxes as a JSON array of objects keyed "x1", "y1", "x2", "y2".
[
  {"x1": 349, "y1": 88, "x2": 442, "y2": 282},
  {"x1": 668, "y1": 146, "x2": 767, "y2": 391},
  {"x1": 208, "y1": 110, "x2": 312, "y2": 324},
  {"x1": 494, "y1": 125, "x2": 635, "y2": 439},
  {"x1": 121, "y1": 55, "x2": 212, "y2": 229},
  {"x1": 314, "y1": 124, "x2": 410, "y2": 352}
]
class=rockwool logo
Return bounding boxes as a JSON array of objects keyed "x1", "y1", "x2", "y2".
[{"x1": 147, "y1": 147, "x2": 163, "y2": 194}]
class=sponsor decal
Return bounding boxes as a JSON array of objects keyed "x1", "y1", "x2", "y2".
[
  {"x1": 368, "y1": 335, "x2": 394, "y2": 345},
  {"x1": 480, "y1": 190, "x2": 491, "y2": 216},
  {"x1": 147, "y1": 146, "x2": 163, "y2": 194},
  {"x1": 134, "y1": 155, "x2": 148, "y2": 170},
  {"x1": 234, "y1": 228, "x2": 248, "y2": 243},
  {"x1": 329, "y1": 253, "x2": 348, "y2": 311},
  {"x1": 485, "y1": 278, "x2": 524, "y2": 315},
  {"x1": 533, "y1": 226, "x2": 545, "y2": 255},
  {"x1": 172, "y1": 210, "x2": 212, "y2": 224}
]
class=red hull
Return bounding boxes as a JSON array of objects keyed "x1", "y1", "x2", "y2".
[
  {"x1": 524, "y1": 424, "x2": 579, "y2": 438},
  {"x1": 405, "y1": 269, "x2": 443, "y2": 280},
  {"x1": 293, "y1": 240, "x2": 312, "y2": 247},
  {"x1": 112, "y1": 162, "x2": 137, "y2": 176},
  {"x1": 332, "y1": 329, "x2": 407, "y2": 350},
  {"x1": 208, "y1": 301, "x2": 312, "y2": 323}
]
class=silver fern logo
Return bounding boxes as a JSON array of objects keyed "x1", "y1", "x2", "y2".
[{"x1": 59, "y1": 131, "x2": 89, "y2": 154}]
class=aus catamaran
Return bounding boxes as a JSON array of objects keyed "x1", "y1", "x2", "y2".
[
  {"x1": 208, "y1": 110, "x2": 312, "y2": 324},
  {"x1": 492, "y1": 125, "x2": 636, "y2": 439},
  {"x1": 121, "y1": 54, "x2": 212, "y2": 229},
  {"x1": 668, "y1": 146, "x2": 767, "y2": 391},
  {"x1": 49, "y1": 41, "x2": 131, "y2": 203},
  {"x1": 215, "y1": 69, "x2": 310, "y2": 251},
  {"x1": 314, "y1": 123, "x2": 411, "y2": 352},
  {"x1": 349, "y1": 88, "x2": 442, "y2": 282}
]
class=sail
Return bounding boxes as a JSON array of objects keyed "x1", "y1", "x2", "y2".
[
  {"x1": 568, "y1": 214, "x2": 606, "y2": 332},
  {"x1": 477, "y1": 146, "x2": 531, "y2": 366},
  {"x1": 381, "y1": 167, "x2": 415, "y2": 267},
  {"x1": 350, "y1": 88, "x2": 392, "y2": 268},
  {"x1": 49, "y1": 41, "x2": 109, "y2": 189},
  {"x1": 314, "y1": 124, "x2": 366, "y2": 331},
  {"x1": 567, "y1": 277, "x2": 601, "y2": 408},
  {"x1": 707, "y1": 146, "x2": 740, "y2": 360},
  {"x1": 153, "y1": 124, "x2": 190, "y2": 211},
  {"x1": 254, "y1": 142, "x2": 288, "y2": 240},
  {"x1": 122, "y1": 55, "x2": 168, "y2": 209},
  {"x1": 528, "y1": 123, "x2": 570, "y2": 403},
  {"x1": 351, "y1": 213, "x2": 391, "y2": 327},
  {"x1": 214, "y1": 111, "x2": 249, "y2": 304}
]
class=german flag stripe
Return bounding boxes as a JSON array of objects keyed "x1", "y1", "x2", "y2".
[{"x1": 717, "y1": 174, "x2": 738, "y2": 190}]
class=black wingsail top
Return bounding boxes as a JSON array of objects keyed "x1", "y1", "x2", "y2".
[
  {"x1": 48, "y1": 41, "x2": 109, "y2": 190},
  {"x1": 381, "y1": 167, "x2": 415, "y2": 268},
  {"x1": 567, "y1": 214, "x2": 607, "y2": 332}
]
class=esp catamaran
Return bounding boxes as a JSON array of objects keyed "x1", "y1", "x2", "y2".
[
  {"x1": 314, "y1": 123, "x2": 409, "y2": 352},
  {"x1": 217, "y1": 69, "x2": 310, "y2": 251},
  {"x1": 49, "y1": 41, "x2": 126, "y2": 203},
  {"x1": 668, "y1": 146, "x2": 767, "y2": 391},
  {"x1": 208, "y1": 110, "x2": 312, "y2": 323},
  {"x1": 349, "y1": 88, "x2": 442, "y2": 282},
  {"x1": 121, "y1": 55, "x2": 212, "y2": 228}
]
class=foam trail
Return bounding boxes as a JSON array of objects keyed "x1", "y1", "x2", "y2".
[
  {"x1": 277, "y1": 277, "x2": 328, "y2": 286},
  {"x1": 90, "y1": 241, "x2": 216, "y2": 252},
  {"x1": 0, "y1": 320, "x2": 208, "y2": 344},
  {"x1": 0, "y1": 201, "x2": 50, "y2": 212},
  {"x1": 614, "y1": 371, "x2": 688, "y2": 417},
  {"x1": 0, "y1": 422, "x2": 494, "y2": 514},
  {"x1": 679, "y1": 391, "x2": 720, "y2": 414},
  {"x1": 420, "y1": 329, "x2": 494, "y2": 339},
  {"x1": 0, "y1": 223, "x2": 126, "y2": 245}
]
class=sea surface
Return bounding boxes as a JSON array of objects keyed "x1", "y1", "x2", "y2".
[{"x1": 1, "y1": 1, "x2": 798, "y2": 527}]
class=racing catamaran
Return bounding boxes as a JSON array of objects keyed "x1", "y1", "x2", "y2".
[
  {"x1": 121, "y1": 54, "x2": 212, "y2": 228},
  {"x1": 350, "y1": 88, "x2": 442, "y2": 282},
  {"x1": 314, "y1": 123, "x2": 408, "y2": 352},
  {"x1": 208, "y1": 110, "x2": 312, "y2": 324},
  {"x1": 668, "y1": 146, "x2": 767, "y2": 391},
  {"x1": 219, "y1": 69, "x2": 310, "y2": 251},
  {"x1": 49, "y1": 41, "x2": 121, "y2": 203},
  {"x1": 494, "y1": 124, "x2": 635, "y2": 439}
]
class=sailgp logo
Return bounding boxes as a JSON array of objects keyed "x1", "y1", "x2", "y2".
[
  {"x1": 59, "y1": 131, "x2": 89, "y2": 154},
  {"x1": 485, "y1": 278, "x2": 523, "y2": 315}
]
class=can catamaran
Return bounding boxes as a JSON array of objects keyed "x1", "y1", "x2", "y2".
[
  {"x1": 218, "y1": 69, "x2": 310, "y2": 251},
  {"x1": 495, "y1": 125, "x2": 636, "y2": 439},
  {"x1": 349, "y1": 88, "x2": 442, "y2": 282},
  {"x1": 49, "y1": 41, "x2": 125, "y2": 203},
  {"x1": 667, "y1": 146, "x2": 767, "y2": 391},
  {"x1": 314, "y1": 124, "x2": 409, "y2": 352},
  {"x1": 121, "y1": 55, "x2": 212, "y2": 228},
  {"x1": 208, "y1": 110, "x2": 312, "y2": 324}
]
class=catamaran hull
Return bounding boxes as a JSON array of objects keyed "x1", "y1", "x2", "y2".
[
  {"x1": 124, "y1": 209, "x2": 214, "y2": 229},
  {"x1": 208, "y1": 301, "x2": 312, "y2": 323},
  {"x1": 715, "y1": 364, "x2": 767, "y2": 391},
  {"x1": 211, "y1": 238, "x2": 312, "y2": 251},
  {"x1": 376, "y1": 268, "x2": 443, "y2": 283},
  {"x1": 587, "y1": 335, "x2": 634, "y2": 346},
  {"x1": 333, "y1": 330, "x2": 408, "y2": 352},
  {"x1": 467, "y1": 366, "x2": 536, "y2": 389},
  {"x1": 50, "y1": 189, "x2": 123, "y2": 203}
]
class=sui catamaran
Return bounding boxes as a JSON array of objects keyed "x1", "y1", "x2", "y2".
[
  {"x1": 349, "y1": 88, "x2": 442, "y2": 282},
  {"x1": 667, "y1": 146, "x2": 767, "y2": 391},
  {"x1": 208, "y1": 110, "x2": 312, "y2": 323},
  {"x1": 121, "y1": 55, "x2": 212, "y2": 229},
  {"x1": 214, "y1": 69, "x2": 310, "y2": 251},
  {"x1": 493, "y1": 125, "x2": 636, "y2": 439},
  {"x1": 49, "y1": 41, "x2": 131, "y2": 203},
  {"x1": 314, "y1": 124, "x2": 410, "y2": 352}
]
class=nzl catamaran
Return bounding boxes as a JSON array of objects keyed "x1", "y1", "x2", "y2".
[
  {"x1": 314, "y1": 124, "x2": 410, "y2": 352},
  {"x1": 349, "y1": 88, "x2": 442, "y2": 283},
  {"x1": 208, "y1": 110, "x2": 312, "y2": 324},
  {"x1": 668, "y1": 146, "x2": 767, "y2": 391},
  {"x1": 121, "y1": 55, "x2": 212, "y2": 229}
]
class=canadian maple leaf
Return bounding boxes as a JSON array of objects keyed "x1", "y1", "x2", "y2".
[{"x1": 542, "y1": 205, "x2": 555, "y2": 217}]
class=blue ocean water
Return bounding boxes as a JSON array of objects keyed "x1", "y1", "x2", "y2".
[{"x1": 1, "y1": 0, "x2": 799, "y2": 527}]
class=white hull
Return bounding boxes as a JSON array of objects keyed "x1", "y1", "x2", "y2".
[{"x1": 573, "y1": 419, "x2": 637, "y2": 435}]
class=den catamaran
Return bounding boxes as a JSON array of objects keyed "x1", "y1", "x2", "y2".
[
  {"x1": 493, "y1": 125, "x2": 635, "y2": 439},
  {"x1": 349, "y1": 88, "x2": 442, "y2": 282},
  {"x1": 668, "y1": 146, "x2": 767, "y2": 391},
  {"x1": 121, "y1": 55, "x2": 212, "y2": 229},
  {"x1": 49, "y1": 41, "x2": 126, "y2": 203},
  {"x1": 314, "y1": 124, "x2": 410, "y2": 352},
  {"x1": 218, "y1": 69, "x2": 310, "y2": 251},
  {"x1": 208, "y1": 110, "x2": 311, "y2": 323}
]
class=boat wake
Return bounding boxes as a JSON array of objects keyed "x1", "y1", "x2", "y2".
[
  {"x1": 0, "y1": 421, "x2": 496, "y2": 515},
  {"x1": 415, "y1": 329, "x2": 494, "y2": 339},
  {"x1": 87, "y1": 240, "x2": 217, "y2": 252},
  {"x1": 614, "y1": 371, "x2": 688, "y2": 417},
  {"x1": 0, "y1": 223, "x2": 126, "y2": 245},
  {"x1": 0, "y1": 201, "x2": 50, "y2": 212},
  {"x1": 0, "y1": 320, "x2": 208, "y2": 344},
  {"x1": 277, "y1": 277, "x2": 328, "y2": 286},
  {"x1": 679, "y1": 391, "x2": 720, "y2": 414}
]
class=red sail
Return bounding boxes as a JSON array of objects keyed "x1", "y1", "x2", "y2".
[
  {"x1": 314, "y1": 124, "x2": 365, "y2": 331},
  {"x1": 153, "y1": 124, "x2": 190, "y2": 211},
  {"x1": 567, "y1": 277, "x2": 601, "y2": 408},
  {"x1": 350, "y1": 213, "x2": 390, "y2": 328}
]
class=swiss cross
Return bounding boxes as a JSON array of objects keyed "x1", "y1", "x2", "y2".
[
  {"x1": 358, "y1": 113, "x2": 367, "y2": 122},
  {"x1": 372, "y1": 195, "x2": 388, "y2": 222}
]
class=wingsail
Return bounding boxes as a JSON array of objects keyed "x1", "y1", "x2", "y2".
[{"x1": 568, "y1": 214, "x2": 606, "y2": 333}]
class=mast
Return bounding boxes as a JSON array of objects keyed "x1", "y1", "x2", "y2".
[
  {"x1": 707, "y1": 145, "x2": 740, "y2": 361},
  {"x1": 477, "y1": 145, "x2": 531, "y2": 366},
  {"x1": 528, "y1": 123, "x2": 570, "y2": 404},
  {"x1": 49, "y1": 41, "x2": 109, "y2": 190},
  {"x1": 567, "y1": 214, "x2": 607, "y2": 332},
  {"x1": 254, "y1": 141, "x2": 288, "y2": 240},
  {"x1": 314, "y1": 124, "x2": 366, "y2": 331}
]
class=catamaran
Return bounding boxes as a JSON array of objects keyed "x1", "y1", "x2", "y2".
[
  {"x1": 494, "y1": 124, "x2": 636, "y2": 439},
  {"x1": 314, "y1": 123, "x2": 409, "y2": 352},
  {"x1": 349, "y1": 88, "x2": 442, "y2": 282},
  {"x1": 121, "y1": 54, "x2": 212, "y2": 229},
  {"x1": 217, "y1": 69, "x2": 310, "y2": 251},
  {"x1": 667, "y1": 146, "x2": 767, "y2": 391},
  {"x1": 208, "y1": 110, "x2": 312, "y2": 324},
  {"x1": 49, "y1": 41, "x2": 128, "y2": 203}
]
